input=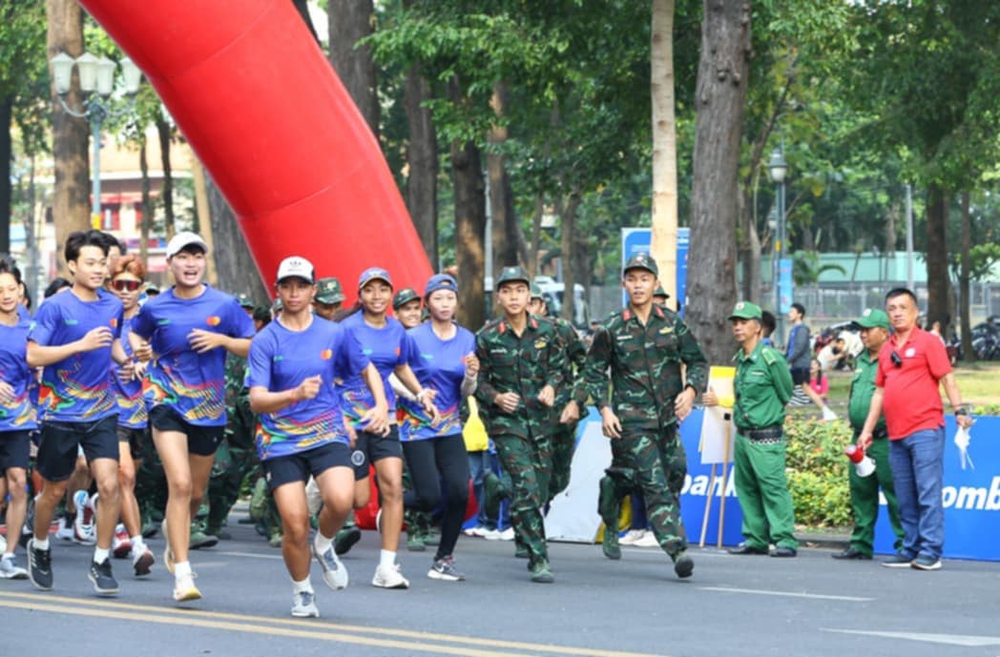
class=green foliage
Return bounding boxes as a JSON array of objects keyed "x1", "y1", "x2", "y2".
[
  {"x1": 791, "y1": 251, "x2": 847, "y2": 287},
  {"x1": 784, "y1": 417, "x2": 853, "y2": 527},
  {"x1": 0, "y1": 0, "x2": 49, "y2": 154}
]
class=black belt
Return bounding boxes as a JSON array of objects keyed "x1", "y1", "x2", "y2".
[
  {"x1": 743, "y1": 426, "x2": 783, "y2": 443},
  {"x1": 853, "y1": 427, "x2": 888, "y2": 441}
]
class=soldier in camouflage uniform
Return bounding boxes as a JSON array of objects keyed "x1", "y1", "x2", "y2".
[
  {"x1": 312, "y1": 277, "x2": 345, "y2": 320},
  {"x1": 475, "y1": 266, "x2": 568, "y2": 583},
  {"x1": 584, "y1": 253, "x2": 707, "y2": 579},
  {"x1": 203, "y1": 293, "x2": 257, "y2": 541},
  {"x1": 528, "y1": 284, "x2": 587, "y2": 503}
]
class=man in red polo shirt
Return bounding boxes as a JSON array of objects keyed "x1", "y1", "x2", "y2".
[{"x1": 857, "y1": 288, "x2": 973, "y2": 571}]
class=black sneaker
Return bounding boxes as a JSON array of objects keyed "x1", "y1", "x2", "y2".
[
  {"x1": 88, "y1": 559, "x2": 120, "y2": 596},
  {"x1": 881, "y1": 552, "x2": 914, "y2": 568},
  {"x1": 334, "y1": 526, "x2": 362, "y2": 556},
  {"x1": 27, "y1": 538, "x2": 53, "y2": 591}
]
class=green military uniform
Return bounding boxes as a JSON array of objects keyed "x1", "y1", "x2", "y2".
[
  {"x1": 529, "y1": 283, "x2": 588, "y2": 502},
  {"x1": 729, "y1": 302, "x2": 798, "y2": 553},
  {"x1": 844, "y1": 309, "x2": 904, "y2": 557},
  {"x1": 476, "y1": 267, "x2": 567, "y2": 581},
  {"x1": 584, "y1": 253, "x2": 708, "y2": 572}
]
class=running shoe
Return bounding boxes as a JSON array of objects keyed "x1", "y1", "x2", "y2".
[
  {"x1": 634, "y1": 532, "x2": 660, "y2": 548},
  {"x1": 881, "y1": 552, "x2": 915, "y2": 568},
  {"x1": 27, "y1": 538, "x2": 53, "y2": 590},
  {"x1": 0, "y1": 554, "x2": 28, "y2": 580},
  {"x1": 312, "y1": 540, "x2": 349, "y2": 590},
  {"x1": 427, "y1": 556, "x2": 465, "y2": 581},
  {"x1": 372, "y1": 563, "x2": 410, "y2": 589},
  {"x1": 619, "y1": 529, "x2": 646, "y2": 546},
  {"x1": 173, "y1": 572, "x2": 202, "y2": 602},
  {"x1": 497, "y1": 527, "x2": 515, "y2": 541},
  {"x1": 72, "y1": 491, "x2": 96, "y2": 546},
  {"x1": 911, "y1": 554, "x2": 942, "y2": 571},
  {"x1": 132, "y1": 545, "x2": 155, "y2": 577},
  {"x1": 112, "y1": 524, "x2": 132, "y2": 559},
  {"x1": 334, "y1": 526, "x2": 362, "y2": 556},
  {"x1": 161, "y1": 520, "x2": 175, "y2": 574},
  {"x1": 88, "y1": 559, "x2": 120, "y2": 596},
  {"x1": 291, "y1": 590, "x2": 319, "y2": 618},
  {"x1": 55, "y1": 516, "x2": 75, "y2": 541}
]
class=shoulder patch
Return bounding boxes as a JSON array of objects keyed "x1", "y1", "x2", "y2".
[{"x1": 761, "y1": 348, "x2": 777, "y2": 366}]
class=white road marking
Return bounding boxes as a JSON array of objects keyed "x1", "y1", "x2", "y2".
[
  {"x1": 700, "y1": 586, "x2": 873, "y2": 601},
  {"x1": 823, "y1": 629, "x2": 1000, "y2": 647}
]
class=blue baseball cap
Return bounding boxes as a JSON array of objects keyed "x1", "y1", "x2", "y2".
[
  {"x1": 425, "y1": 274, "x2": 458, "y2": 297},
  {"x1": 358, "y1": 267, "x2": 393, "y2": 290}
]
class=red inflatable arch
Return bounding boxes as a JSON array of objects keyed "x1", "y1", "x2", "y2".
[{"x1": 79, "y1": 0, "x2": 432, "y2": 301}]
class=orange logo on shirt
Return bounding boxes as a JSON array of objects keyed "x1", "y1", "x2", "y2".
[
  {"x1": 320, "y1": 349, "x2": 333, "y2": 360},
  {"x1": 206, "y1": 316, "x2": 222, "y2": 327},
  {"x1": 110, "y1": 318, "x2": 118, "y2": 328},
  {"x1": 395, "y1": 347, "x2": 401, "y2": 357}
]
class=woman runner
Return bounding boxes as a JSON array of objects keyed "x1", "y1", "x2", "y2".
[
  {"x1": 402, "y1": 273, "x2": 477, "y2": 581},
  {"x1": 249, "y1": 257, "x2": 388, "y2": 617}
]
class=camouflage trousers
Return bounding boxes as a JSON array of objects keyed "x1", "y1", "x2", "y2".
[
  {"x1": 493, "y1": 433, "x2": 552, "y2": 566},
  {"x1": 599, "y1": 426, "x2": 687, "y2": 556},
  {"x1": 134, "y1": 431, "x2": 167, "y2": 525},
  {"x1": 206, "y1": 442, "x2": 254, "y2": 532},
  {"x1": 547, "y1": 422, "x2": 577, "y2": 503}
]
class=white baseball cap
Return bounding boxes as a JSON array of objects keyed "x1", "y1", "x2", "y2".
[
  {"x1": 276, "y1": 256, "x2": 316, "y2": 284},
  {"x1": 165, "y1": 231, "x2": 209, "y2": 259}
]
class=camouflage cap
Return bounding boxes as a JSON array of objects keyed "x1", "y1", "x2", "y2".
[
  {"x1": 728, "y1": 301, "x2": 763, "y2": 321},
  {"x1": 530, "y1": 282, "x2": 544, "y2": 300},
  {"x1": 853, "y1": 308, "x2": 890, "y2": 330},
  {"x1": 495, "y1": 265, "x2": 531, "y2": 288},
  {"x1": 623, "y1": 252, "x2": 659, "y2": 278},
  {"x1": 315, "y1": 277, "x2": 345, "y2": 305},
  {"x1": 393, "y1": 287, "x2": 420, "y2": 310},
  {"x1": 235, "y1": 292, "x2": 254, "y2": 308},
  {"x1": 653, "y1": 285, "x2": 670, "y2": 299}
]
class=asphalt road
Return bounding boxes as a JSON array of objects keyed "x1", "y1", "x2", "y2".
[{"x1": 4, "y1": 519, "x2": 1000, "y2": 657}]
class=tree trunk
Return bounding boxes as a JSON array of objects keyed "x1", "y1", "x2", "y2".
[
  {"x1": 155, "y1": 117, "x2": 175, "y2": 238},
  {"x1": 328, "y1": 0, "x2": 379, "y2": 137},
  {"x1": 650, "y1": 0, "x2": 678, "y2": 309},
  {"x1": 559, "y1": 193, "x2": 582, "y2": 325},
  {"x1": 686, "y1": 0, "x2": 750, "y2": 363},
  {"x1": 403, "y1": 63, "x2": 438, "y2": 270},
  {"x1": 959, "y1": 190, "x2": 974, "y2": 362},
  {"x1": 925, "y1": 183, "x2": 950, "y2": 329},
  {"x1": 206, "y1": 174, "x2": 268, "y2": 302},
  {"x1": 46, "y1": 0, "x2": 90, "y2": 258},
  {"x1": 450, "y1": 139, "x2": 486, "y2": 331},
  {"x1": 487, "y1": 81, "x2": 521, "y2": 269},
  {"x1": 0, "y1": 94, "x2": 12, "y2": 255},
  {"x1": 138, "y1": 136, "x2": 151, "y2": 263}
]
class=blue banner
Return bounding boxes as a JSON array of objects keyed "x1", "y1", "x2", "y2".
[{"x1": 620, "y1": 227, "x2": 689, "y2": 314}]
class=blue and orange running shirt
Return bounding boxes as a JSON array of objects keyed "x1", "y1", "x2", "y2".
[
  {"x1": 248, "y1": 316, "x2": 369, "y2": 461},
  {"x1": 29, "y1": 289, "x2": 124, "y2": 423},
  {"x1": 113, "y1": 315, "x2": 147, "y2": 429},
  {"x1": 131, "y1": 285, "x2": 254, "y2": 427},
  {"x1": 402, "y1": 322, "x2": 476, "y2": 441},
  {"x1": 0, "y1": 311, "x2": 38, "y2": 431},
  {"x1": 337, "y1": 312, "x2": 410, "y2": 426}
]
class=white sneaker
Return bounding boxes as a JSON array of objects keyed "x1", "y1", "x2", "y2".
[
  {"x1": 291, "y1": 590, "x2": 319, "y2": 618},
  {"x1": 619, "y1": 529, "x2": 647, "y2": 546},
  {"x1": 483, "y1": 529, "x2": 503, "y2": 541},
  {"x1": 497, "y1": 527, "x2": 515, "y2": 541},
  {"x1": 372, "y1": 563, "x2": 410, "y2": 589},
  {"x1": 821, "y1": 406, "x2": 838, "y2": 421},
  {"x1": 112, "y1": 524, "x2": 132, "y2": 559},
  {"x1": 132, "y1": 546, "x2": 155, "y2": 577},
  {"x1": 634, "y1": 531, "x2": 660, "y2": 548},
  {"x1": 173, "y1": 572, "x2": 202, "y2": 602},
  {"x1": 312, "y1": 540, "x2": 349, "y2": 590},
  {"x1": 55, "y1": 517, "x2": 75, "y2": 541},
  {"x1": 0, "y1": 555, "x2": 28, "y2": 580},
  {"x1": 72, "y1": 490, "x2": 96, "y2": 546},
  {"x1": 463, "y1": 525, "x2": 489, "y2": 538}
]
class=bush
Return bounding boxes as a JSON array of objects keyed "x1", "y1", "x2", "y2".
[{"x1": 784, "y1": 417, "x2": 853, "y2": 527}]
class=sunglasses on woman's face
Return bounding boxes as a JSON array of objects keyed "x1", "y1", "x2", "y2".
[{"x1": 112, "y1": 280, "x2": 142, "y2": 292}]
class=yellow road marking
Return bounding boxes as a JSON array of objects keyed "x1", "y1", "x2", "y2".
[{"x1": 0, "y1": 591, "x2": 670, "y2": 657}]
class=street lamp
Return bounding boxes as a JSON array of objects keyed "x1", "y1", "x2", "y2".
[
  {"x1": 767, "y1": 147, "x2": 788, "y2": 343},
  {"x1": 50, "y1": 51, "x2": 142, "y2": 228}
]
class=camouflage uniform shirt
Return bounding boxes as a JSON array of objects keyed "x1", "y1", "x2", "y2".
[
  {"x1": 585, "y1": 305, "x2": 708, "y2": 430},
  {"x1": 475, "y1": 314, "x2": 567, "y2": 440},
  {"x1": 551, "y1": 316, "x2": 588, "y2": 407}
]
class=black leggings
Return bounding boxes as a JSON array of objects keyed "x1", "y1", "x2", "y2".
[{"x1": 402, "y1": 434, "x2": 469, "y2": 561}]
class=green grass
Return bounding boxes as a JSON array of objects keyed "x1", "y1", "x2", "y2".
[{"x1": 821, "y1": 361, "x2": 1000, "y2": 416}]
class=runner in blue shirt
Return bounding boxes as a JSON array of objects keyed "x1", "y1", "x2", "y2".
[
  {"x1": 0, "y1": 257, "x2": 36, "y2": 580},
  {"x1": 108, "y1": 254, "x2": 155, "y2": 577},
  {"x1": 403, "y1": 274, "x2": 478, "y2": 581},
  {"x1": 129, "y1": 231, "x2": 254, "y2": 602},
  {"x1": 249, "y1": 256, "x2": 388, "y2": 618},
  {"x1": 337, "y1": 267, "x2": 433, "y2": 590},
  {"x1": 26, "y1": 230, "x2": 131, "y2": 596}
]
